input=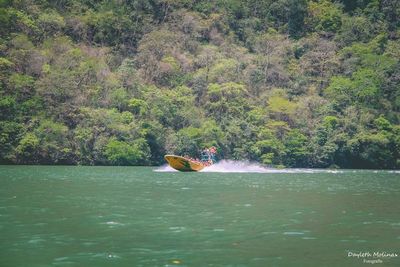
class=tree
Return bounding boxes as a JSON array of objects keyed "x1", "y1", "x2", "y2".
[
  {"x1": 284, "y1": 129, "x2": 309, "y2": 167},
  {"x1": 288, "y1": 0, "x2": 307, "y2": 38},
  {"x1": 104, "y1": 137, "x2": 150, "y2": 165},
  {"x1": 252, "y1": 128, "x2": 285, "y2": 165},
  {"x1": 253, "y1": 32, "x2": 292, "y2": 91},
  {"x1": 206, "y1": 82, "x2": 249, "y2": 121},
  {"x1": 15, "y1": 132, "x2": 39, "y2": 163},
  {"x1": 37, "y1": 9, "x2": 66, "y2": 39},
  {"x1": 299, "y1": 36, "x2": 339, "y2": 90},
  {"x1": 0, "y1": 0, "x2": 399, "y2": 169},
  {"x1": 0, "y1": 121, "x2": 22, "y2": 163},
  {"x1": 306, "y1": 0, "x2": 342, "y2": 33}
]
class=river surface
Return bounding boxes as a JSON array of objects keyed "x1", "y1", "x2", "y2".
[{"x1": 0, "y1": 165, "x2": 399, "y2": 267}]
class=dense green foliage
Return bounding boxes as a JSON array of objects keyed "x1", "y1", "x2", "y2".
[{"x1": 0, "y1": 0, "x2": 399, "y2": 168}]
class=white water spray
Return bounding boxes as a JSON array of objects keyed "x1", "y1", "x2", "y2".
[
  {"x1": 202, "y1": 160, "x2": 273, "y2": 173},
  {"x1": 154, "y1": 160, "x2": 344, "y2": 173},
  {"x1": 154, "y1": 164, "x2": 178, "y2": 172}
]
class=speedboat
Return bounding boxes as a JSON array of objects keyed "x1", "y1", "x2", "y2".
[
  {"x1": 164, "y1": 147, "x2": 217, "y2": 172},
  {"x1": 164, "y1": 155, "x2": 206, "y2": 172}
]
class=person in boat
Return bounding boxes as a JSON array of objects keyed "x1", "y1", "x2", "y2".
[
  {"x1": 200, "y1": 147, "x2": 217, "y2": 164},
  {"x1": 181, "y1": 147, "x2": 218, "y2": 165}
]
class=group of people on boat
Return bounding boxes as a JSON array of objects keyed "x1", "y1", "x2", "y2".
[{"x1": 183, "y1": 146, "x2": 217, "y2": 166}]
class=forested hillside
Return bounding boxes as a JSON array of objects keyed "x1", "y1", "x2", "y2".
[{"x1": 0, "y1": 0, "x2": 399, "y2": 168}]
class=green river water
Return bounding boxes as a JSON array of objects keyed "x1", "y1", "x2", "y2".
[{"x1": 0, "y1": 165, "x2": 399, "y2": 267}]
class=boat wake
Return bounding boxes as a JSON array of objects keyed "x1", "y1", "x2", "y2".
[{"x1": 154, "y1": 160, "x2": 344, "y2": 173}]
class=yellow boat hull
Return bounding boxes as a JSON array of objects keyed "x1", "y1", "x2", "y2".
[{"x1": 164, "y1": 155, "x2": 205, "y2": 172}]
